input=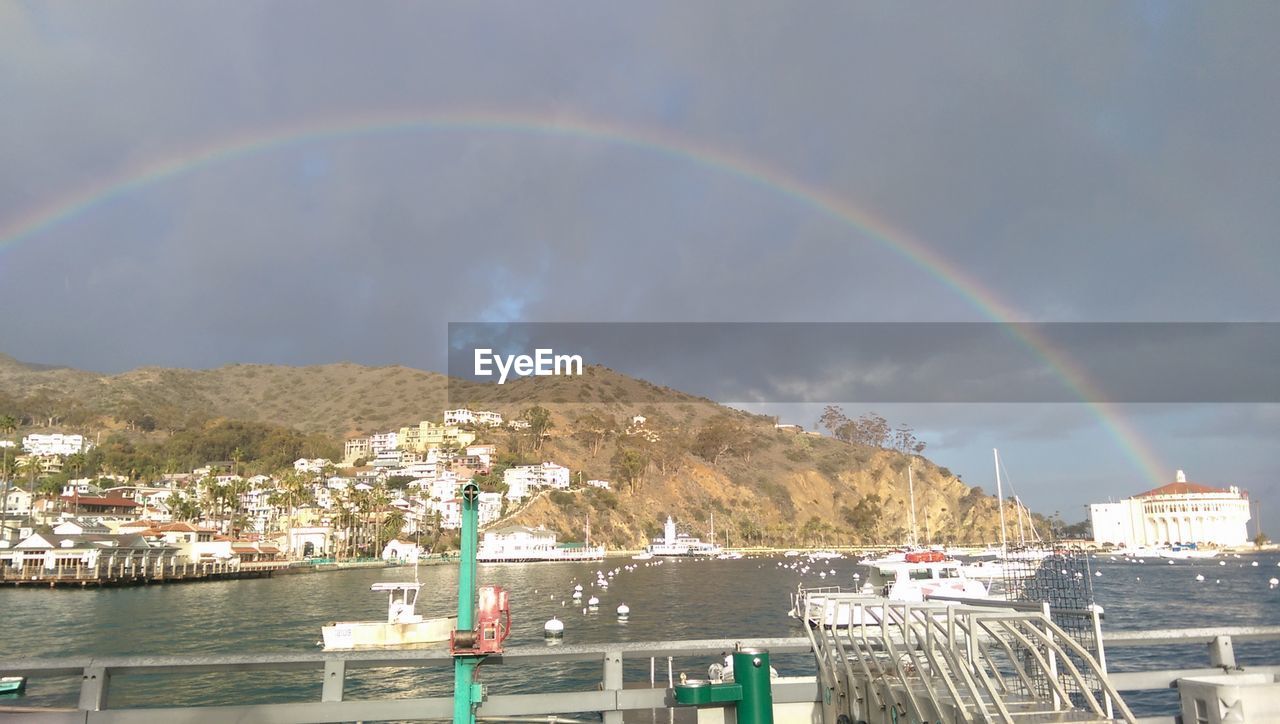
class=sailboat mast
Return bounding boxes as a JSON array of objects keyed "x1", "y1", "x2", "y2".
[
  {"x1": 907, "y1": 462, "x2": 918, "y2": 547},
  {"x1": 994, "y1": 448, "x2": 1008, "y2": 558},
  {"x1": 1015, "y1": 496, "x2": 1026, "y2": 546}
]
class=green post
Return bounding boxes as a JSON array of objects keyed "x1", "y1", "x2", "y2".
[
  {"x1": 453, "y1": 481, "x2": 482, "y2": 724},
  {"x1": 731, "y1": 648, "x2": 773, "y2": 724}
]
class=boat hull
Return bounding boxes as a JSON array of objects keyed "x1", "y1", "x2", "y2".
[
  {"x1": 321, "y1": 616, "x2": 456, "y2": 650},
  {"x1": 0, "y1": 676, "x2": 25, "y2": 695}
]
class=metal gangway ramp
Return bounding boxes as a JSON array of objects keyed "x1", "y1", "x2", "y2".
[{"x1": 799, "y1": 592, "x2": 1137, "y2": 724}]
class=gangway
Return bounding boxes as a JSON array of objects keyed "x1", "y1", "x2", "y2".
[{"x1": 798, "y1": 591, "x2": 1137, "y2": 724}]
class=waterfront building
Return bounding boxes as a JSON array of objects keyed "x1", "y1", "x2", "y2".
[
  {"x1": 0, "y1": 532, "x2": 177, "y2": 574},
  {"x1": 1090, "y1": 470, "x2": 1252, "y2": 547},
  {"x1": 476, "y1": 525, "x2": 605, "y2": 562},
  {"x1": 21, "y1": 433, "x2": 91, "y2": 457}
]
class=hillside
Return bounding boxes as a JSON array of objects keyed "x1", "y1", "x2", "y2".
[{"x1": 0, "y1": 353, "x2": 1037, "y2": 547}]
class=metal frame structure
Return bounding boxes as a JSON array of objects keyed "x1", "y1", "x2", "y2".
[{"x1": 799, "y1": 591, "x2": 1136, "y2": 723}]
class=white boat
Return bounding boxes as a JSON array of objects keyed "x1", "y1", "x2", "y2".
[
  {"x1": 856, "y1": 551, "x2": 991, "y2": 603},
  {"x1": 631, "y1": 552, "x2": 654, "y2": 560},
  {"x1": 321, "y1": 582, "x2": 455, "y2": 650},
  {"x1": 1158, "y1": 544, "x2": 1218, "y2": 560},
  {"x1": 645, "y1": 516, "x2": 722, "y2": 557}
]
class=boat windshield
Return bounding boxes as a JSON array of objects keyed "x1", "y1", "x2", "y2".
[{"x1": 908, "y1": 568, "x2": 931, "y2": 580}]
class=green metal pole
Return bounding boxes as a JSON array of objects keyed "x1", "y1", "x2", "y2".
[
  {"x1": 453, "y1": 482, "x2": 481, "y2": 724},
  {"x1": 731, "y1": 648, "x2": 773, "y2": 724}
]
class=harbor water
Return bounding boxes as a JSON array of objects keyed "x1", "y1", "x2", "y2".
[{"x1": 2, "y1": 552, "x2": 1278, "y2": 718}]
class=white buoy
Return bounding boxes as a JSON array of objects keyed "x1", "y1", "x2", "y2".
[
  {"x1": 1220, "y1": 561, "x2": 1227, "y2": 566},
  {"x1": 1252, "y1": 561, "x2": 1259, "y2": 567},
  {"x1": 1168, "y1": 560, "x2": 1175, "y2": 565},
  {"x1": 1095, "y1": 571, "x2": 1102, "y2": 577},
  {"x1": 1195, "y1": 574, "x2": 1205, "y2": 581},
  {"x1": 1270, "y1": 577, "x2": 1279, "y2": 588},
  {"x1": 572, "y1": 590, "x2": 583, "y2": 600},
  {"x1": 575, "y1": 584, "x2": 584, "y2": 592},
  {"x1": 588, "y1": 596, "x2": 600, "y2": 607},
  {"x1": 544, "y1": 617, "x2": 564, "y2": 638},
  {"x1": 617, "y1": 603, "x2": 630, "y2": 620}
]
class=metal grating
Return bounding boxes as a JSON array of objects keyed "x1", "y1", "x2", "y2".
[{"x1": 1000, "y1": 548, "x2": 1109, "y2": 714}]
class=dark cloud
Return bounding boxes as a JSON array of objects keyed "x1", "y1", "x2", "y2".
[{"x1": 1, "y1": 2, "x2": 1277, "y2": 517}]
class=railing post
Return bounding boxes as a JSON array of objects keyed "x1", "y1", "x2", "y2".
[
  {"x1": 322, "y1": 658, "x2": 346, "y2": 702},
  {"x1": 79, "y1": 665, "x2": 110, "y2": 711},
  {"x1": 1209, "y1": 635, "x2": 1236, "y2": 669},
  {"x1": 603, "y1": 650, "x2": 623, "y2": 724}
]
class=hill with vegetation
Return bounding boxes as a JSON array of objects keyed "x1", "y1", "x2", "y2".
[{"x1": 0, "y1": 353, "x2": 1046, "y2": 548}]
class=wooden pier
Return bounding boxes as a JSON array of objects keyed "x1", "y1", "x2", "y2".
[{"x1": 0, "y1": 560, "x2": 294, "y2": 588}]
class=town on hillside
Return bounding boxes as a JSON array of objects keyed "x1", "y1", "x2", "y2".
[{"x1": 0, "y1": 408, "x2": 614, "y2": 584}]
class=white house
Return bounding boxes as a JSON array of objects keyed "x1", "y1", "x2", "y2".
[
  {"x1": 444, "y1": 409, "x2": 503, "y2": 427},
  {"x1": 293, "y1": 458, "x2": 331, "y2": 475},
  {"x1": 22, "y1": 433, "x2": 90, "y2": 457},
  {"x1": 503, "y1": 462, "x2": 572, "y2": 501},
  {"x1": 478, "y1": 491, "x2": 503, "y2": 526},
  {"x1": 3, "y1": 488, "x2": 34, "y2": 517},
  {"x1": 465, "y1": 444, "x2": 497, "y2": 468},
  {"x1": 370, "y1": 432, "x2": 399, "y2": 454},
  {"x1": 1090, "y1": 470, "x2": 1253, "y2": 548},
  {"x1": 587, "y1": 479, "x2": 611, "y2": 490},
  {"x1": 429, "y1": 476, "x2": 461, "y2": 502},
  {"x1": 381, "y1": 539, "x2": 421, "y2": 562}
]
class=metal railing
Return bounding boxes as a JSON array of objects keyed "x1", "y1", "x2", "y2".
[
  {"x1": 0, "y1": 637, "x2": 816, "y2": 724},
  {"x1": 2, "y1": 626, "x2": 1278, "y2": 723}
]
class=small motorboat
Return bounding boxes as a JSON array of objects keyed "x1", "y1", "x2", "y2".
[
  {"x1": 0, "y1": 676, "x2": 26, "y2": 695},
  {"x1": 321, "y1": 582, "x2": 455, "y2": 650}
]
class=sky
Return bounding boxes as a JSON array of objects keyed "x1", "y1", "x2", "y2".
[{"x1": 1, "y1": 2, "x2": 1277, "y2": 525}]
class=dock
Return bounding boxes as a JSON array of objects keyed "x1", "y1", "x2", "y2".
[{"x1": 0, "y1": 560, "x2": 293, "y2": 588}]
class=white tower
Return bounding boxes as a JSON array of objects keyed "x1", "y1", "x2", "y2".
[
  {"x1": 664, "y1": 516, "x2": 676, "y2": 545},
  {"x1": 1176, "y1": 470, "x2": 1187, "y2": 483}
]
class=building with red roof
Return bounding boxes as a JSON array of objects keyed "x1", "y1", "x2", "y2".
[{"x1": 1090, "y1": 470, "x2": 1252, "y2": 548}]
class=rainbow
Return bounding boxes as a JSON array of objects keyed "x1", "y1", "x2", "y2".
[{"x1": 0, "y1": 108, "x2": 1168, "y2": 485}]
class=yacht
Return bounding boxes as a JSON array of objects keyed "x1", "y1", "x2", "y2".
[
  {"x1": 645, "y1": 516, "x2": 722, "y2": 557},
  {"x1": 855, "y1": 551, "x2": 991, "y2": 603}
]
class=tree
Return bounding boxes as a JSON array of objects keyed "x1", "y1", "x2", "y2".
[
  {"x1": 611, "y1": 447, "x2": 649, "y2": 493},
  {"x1": 692, "y1": 417, "x2": 745, "y2": 465},
  {"x1": 574, "y1": 412, "x2": 617, "y2": 458},
  {"x1": 0, "y1": 415, "x2": 16, "y2": 435},
  {"x1": 521, "y1": 407, "x2": 554, "y2": 453},
  {"x1": 1254, "y1": 531, "x2": 1270, "y2": 547},
  {"x1": 819, "y1": 406, "x2": 848, "y2": 436}
]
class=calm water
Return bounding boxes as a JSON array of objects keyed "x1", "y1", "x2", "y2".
[{"x1": 2, "y1": 552, "x2": 1278, "y2": 718}]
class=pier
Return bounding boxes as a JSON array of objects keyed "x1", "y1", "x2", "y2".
[{"x1": 0, "y1": 560, "x2": 292, "y2": 588}]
